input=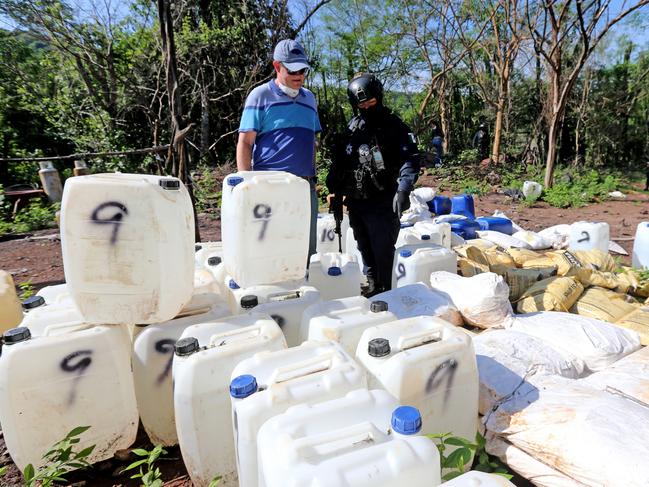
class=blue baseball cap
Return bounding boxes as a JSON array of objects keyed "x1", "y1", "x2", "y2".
[{"x1": 273, "y1": 39, "x2": 310, "y2": 71}]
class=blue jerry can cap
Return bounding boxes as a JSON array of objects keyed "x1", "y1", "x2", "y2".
[
  {"x1": 391, "y1": 406, "x2": 422, "y2": 435},
  {"x1": 230, "y1": 374, "x2": 258, "y2": 398},
  {"x1": 228, "y1": 279, "x2": 240, "y2": 289},
  {"x1": 327, "y1": 266, "x2": 342, "y2": 276},
  {"x1": 3, "y1": 326, "x2": 31, "y2": 344},
  {"x1": 227, "y1": 176, "x2": 244, "y2": 186},
  {"x1": 399, "y1": 249, "x2": 412, "y2": 258}
]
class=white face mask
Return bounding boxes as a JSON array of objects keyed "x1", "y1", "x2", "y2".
[{"x1": 277, "y1": 81, "x2": 300, "y2": 98}]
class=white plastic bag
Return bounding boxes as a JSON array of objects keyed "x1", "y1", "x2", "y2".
[
  {"x1": 512, "y1": 230, "x2": 552, "y2": 250},
  {"x1": 506, "y1": 311, "x2": 641, "y2": 372},
  {"x1": 485, "y1": 376, "x2": 649, "y2": 487},
  {"x1": 429, "y1": 271, "x2": 513, "y2": 328},
  {"x1": 537, "y1": 224, "x2": 571, "y2": 250},
  {"x1": 475, "y1": 231, "x2": 532, "y2": 249},
  {"x1": 475, "y1": 329, "x2": 586, "y2": 414},
  {"x1": 372, "y1": 282, "x2": 463, "y2": 325}
]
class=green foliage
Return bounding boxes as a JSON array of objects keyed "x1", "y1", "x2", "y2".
[
  {"x1": 428, "y1": 432, "x2": 512, "y2": 481},
  {"x1": 2, "y1": 200, "x2": 60, "y2": 234},
  {"x1": 18, "y1": 280, "x2": 34, "y2": 300},
  {"x1": 543, "y1": 169, "x2": 620, "y2": 208},
  {"x1": 209, "y1": 475, "x2": 222, "y2": 487},
  {"x1": 192, "y1": 165, "x2": 221, "y2": 215},
  {"x1": 123, "y1": 445, "x2": 168, "y2": 487},
  {"x1": 0, "y1": 465, "x2": 7, "y2": 476},
  {"x1": 23, "y1": 426, "x2": 95, "y2": 487}
]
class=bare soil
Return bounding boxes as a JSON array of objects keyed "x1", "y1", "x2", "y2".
[{"x1": 0, "y1": 181, "x2": 647, "y2": 486}]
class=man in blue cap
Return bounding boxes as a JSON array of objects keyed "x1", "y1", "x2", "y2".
[{"x1": 237, "y1": 39, "x2": 322, "y2": 260}]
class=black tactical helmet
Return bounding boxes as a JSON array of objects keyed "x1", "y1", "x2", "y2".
[{"x1": 347, "y1": 74, "x2": 383, "y2": 108}]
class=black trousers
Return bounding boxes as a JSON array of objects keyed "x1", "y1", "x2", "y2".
[{"x1": 348, "y1": 197, "x2": 400, "y2": 292}]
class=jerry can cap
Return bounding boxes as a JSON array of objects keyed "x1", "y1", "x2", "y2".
[
  {"x1": 207, "y1": 256, "x2": 222, "y2": 266},
  {"x1": 174, "y1": 337, "x2": 199, "y2": 356},
  {"x1": 240, "y1": 295, "x2": 258, "y2": 309},
  {"x1": 22, "y1": 295, "x2": 45, "y2": 310},
  {"x1": 368, "y1": 337, "x2": 390, "y2": 357},
  {"x1": 3, "y1": 327, "x2": 31, "y2": 344},
  {"x1": 227, "y1": 176, "x2": 244, "y2": 186},
  {"x1": 159, "y1": 179, "x2": 180, "y2": 190},
  {"x1": 369, "y1": 300, "x2": 388, "y2": 313},
  {"x1": 327, "y1": 266, "x2": 342, "y2": 276},
  {"x1": 399, "y1": 249, "x2": 412, "y2": 258},
  {"x1": 230, "y1": 374, "x2": 258, "y2": 398},
  {"x1": 228, "y1": 279, "x2": 240, "y2": 290},
  {"x1": 391, "y1": 406, "x2": 422, "y2": 435}
]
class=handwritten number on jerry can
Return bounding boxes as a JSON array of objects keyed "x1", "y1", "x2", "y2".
[
  {"x1": 91, "y1": 201, "x2": 128, "y2": 244},
  {"x1": 155, "y1": 338, "x2": 176, "y2": 385},
  {"x1": 396, "y1": 263, "x2": 406, "y2": 281},
  {"x1": 321, "y1": 228, "x2": 336, "y2": 242},
  {"x1": 60, "y1": 349, "x2": 93, "y2": 406},
  {"x1": 253, "y1": 204, "x2": 272, "y2": 241},
  {"x1": 577, "y1": 231, "x2": 590, "y2": 243}
]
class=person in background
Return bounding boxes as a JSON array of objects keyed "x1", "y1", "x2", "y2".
[
  {"x1": 472, "y1": 119, "x2": 490, "y2": 162},
  {"x1": 236, "y1": 39, "x2": 321, "y2": 260},
  {"x1": 431, "y1": 121, "x2": 444, "y2": 168},
  {"x1": 644, "y1": 159, "x2": 649, "y2": 191},
  {"x1": 327, "y1": 73, "x2": 420, "y2": 297}
]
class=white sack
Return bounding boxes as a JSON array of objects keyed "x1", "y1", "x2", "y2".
[
  {"x1": 582, "y1": 345, "x2": 649, "y2": 406},
  {"x1": 474, "y1": 329, "x2": 586, "y2": 415},
  {"x1": 372, "y1": 283, "x2": 463, "y2": 325},
  {"x1": 485, "y1": 376, "x2": 649, "y2": 487},
  {"x1": 429, "y1": 271, "x2": 513, "y2": 328},
  {"x1": 506, "y1": 311, "x2": 641, "y2": 372},
  {"x1": 512, "y1": 230, "x2": 552, "y2": 250},
  {"x1": 475, "y1": 231, "x2": 532, "y2": 249},
  {"x1": 434, "y1": 214, "x2": 467, "y2": 224},
  {"x1": 399, "y1": 188, "x2": 434, "y2": 224},
  {"x1": 537, "y1": 224, "x2": 571, "y2": 250},
  {"x1": 485, "y1": 433, "x2": 587, "y2": 487}
]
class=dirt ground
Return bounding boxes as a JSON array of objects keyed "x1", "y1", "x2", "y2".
[{"x1": 0, "y1": 181, "x2": 647, "y2": 486}]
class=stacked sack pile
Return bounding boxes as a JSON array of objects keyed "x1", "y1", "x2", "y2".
[
  {"x1": 400, "y1": 187, "x2": 649, "y2": 486},
  {"x1": 0, "y1": 171, "x2": 520, "y2": 487}
]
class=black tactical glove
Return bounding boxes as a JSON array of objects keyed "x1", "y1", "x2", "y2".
[{"x1": 393, "y1": 190, "x2": 410, "y2": 216}]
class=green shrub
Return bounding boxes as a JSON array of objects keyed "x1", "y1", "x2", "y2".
[
  {"x1": 12, "y1": 200, "x2": 60, "y2": 232},
  {"x1": 543, "y1": 170, "x2": 620, "y2": 208},
  {"x1": 192, "y1": 165, "x2": 221, "y2": 215}
]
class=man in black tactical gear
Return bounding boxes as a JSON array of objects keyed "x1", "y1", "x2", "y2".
[
  {"x1": 327, "y1": 73, "x2": 420, "y2": 297},
  {"x1": 472, "y1": 120, "x2": 490, "y2": 162}
]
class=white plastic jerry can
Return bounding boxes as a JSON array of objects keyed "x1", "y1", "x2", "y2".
[
  {"x1": 19, "y1": 295, "x2": 84, "y2": 337},
  {"x1": 0, "y1": 325, "x2": 138, "y2": 471},
  {"x1": 60, "y1": 173, "x2": 194, "y2": 324},
  {"x1": 307, "y1": 252, "x2": 362, "y2": 301},
  {"x1": 632, "y1": 222, "x2": 649, "y2": 269},
  {"x1": 355, "y1": 316, "x2": 479, "y2": 464},
  {"x1": 229, "y1": 341, "x2": 367, "y2": 487},
  {"x1": 194, "y1": 241, "x2": 223, "y2": 269},
  {"x1": 413, "y1": 221, "x2": 452, "y2": 249},
  {"x1": 173, "y1": 317, "x2": 287, "y2": 487},
  {"x1": 316, "y1": 212, "x2": 350, "y2": 253},
  {"x1": 257, "y1": 389, "x2": 441, "y2": 487},
  {"x1": 132, "y1": 294, "x2": 231, "y2": 446},
  {"x1": 35, "y1": 282, "x2": 72, "y2": 307},
  {"x1": 345, "y1": 226, "x2": 366, "y2": 272},
  {"x1": 392, "y1": 245, "x2": 457, "y2": 289},
  {"x1": 301, "y1": 296, "x2": 398, "y2": 356},
  {"x1": 441, "y1": 471, "x2": 516, "y2": 486},
  {"x1": 568, "y1": 221, "x2": 610, "y2": 254},
  {"x1": 224, "y1": 278, "x2": 320, "y2": 347},
  {"x1": 221, "y1": 171, "x2": 310, "y2": 287}
]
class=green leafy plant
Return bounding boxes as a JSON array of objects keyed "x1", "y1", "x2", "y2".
[
  {"x1": 543, "y1": 169, "x2": 620, "y2": 208},
  {"x1": 192, "y1": 165, "x2": 221, "y2": 215},
  {"x1": 428, "y1": 432, "x2": 512, "y2": 481},
  {"x1": 18, "y1": 280, "x2": 34, "y2": 300},
  {"x1": 23, "y1": 426, "x2": 95, "y2": 487},
  {"x1": 123, "y1": 444, "x2": 168, "y2": 487},
  {"x1": 0, "y1": 465, "x2": 7, "y2": 476},
  {"x1": 209, "y1": 475, "x2": 222, "y2": 487}
]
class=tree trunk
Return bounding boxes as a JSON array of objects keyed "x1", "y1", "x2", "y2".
[
  {"x1": 200, "y1": 85, "x2": 210, "y2": 161},
  {"x1": 544, "y1": 116, "x2": 560, "y2": 188},
  {"x1": 492, "y1": 97, "x2": 505, "y2": 163}
]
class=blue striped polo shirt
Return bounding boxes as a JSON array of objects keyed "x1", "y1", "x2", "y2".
[{"x1": 239, "y1": 80, "x2": 321, "y2": 177}]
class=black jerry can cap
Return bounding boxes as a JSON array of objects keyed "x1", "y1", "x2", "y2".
[
  {"x1": 3, "y1": 327, "x2": 32, "y2": 344},
  {"x1": 240, "y1": 295, "x2": 259, "y2": 309},
  {"x1": 174, "y1": 337, "x2": 200, "y2": 356},
  {"x1": 368, "y1": 338, "x2": 390, "y2": 357},
  {"x1": 160, "y1": 179, "x2": 180, "y2": 190},
  {"x1": 370, "y1": 300, "x2": 388, "y2": 313},
  {"x1": 22, "y1": 295, "x2": 45, "y2": 310}
]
